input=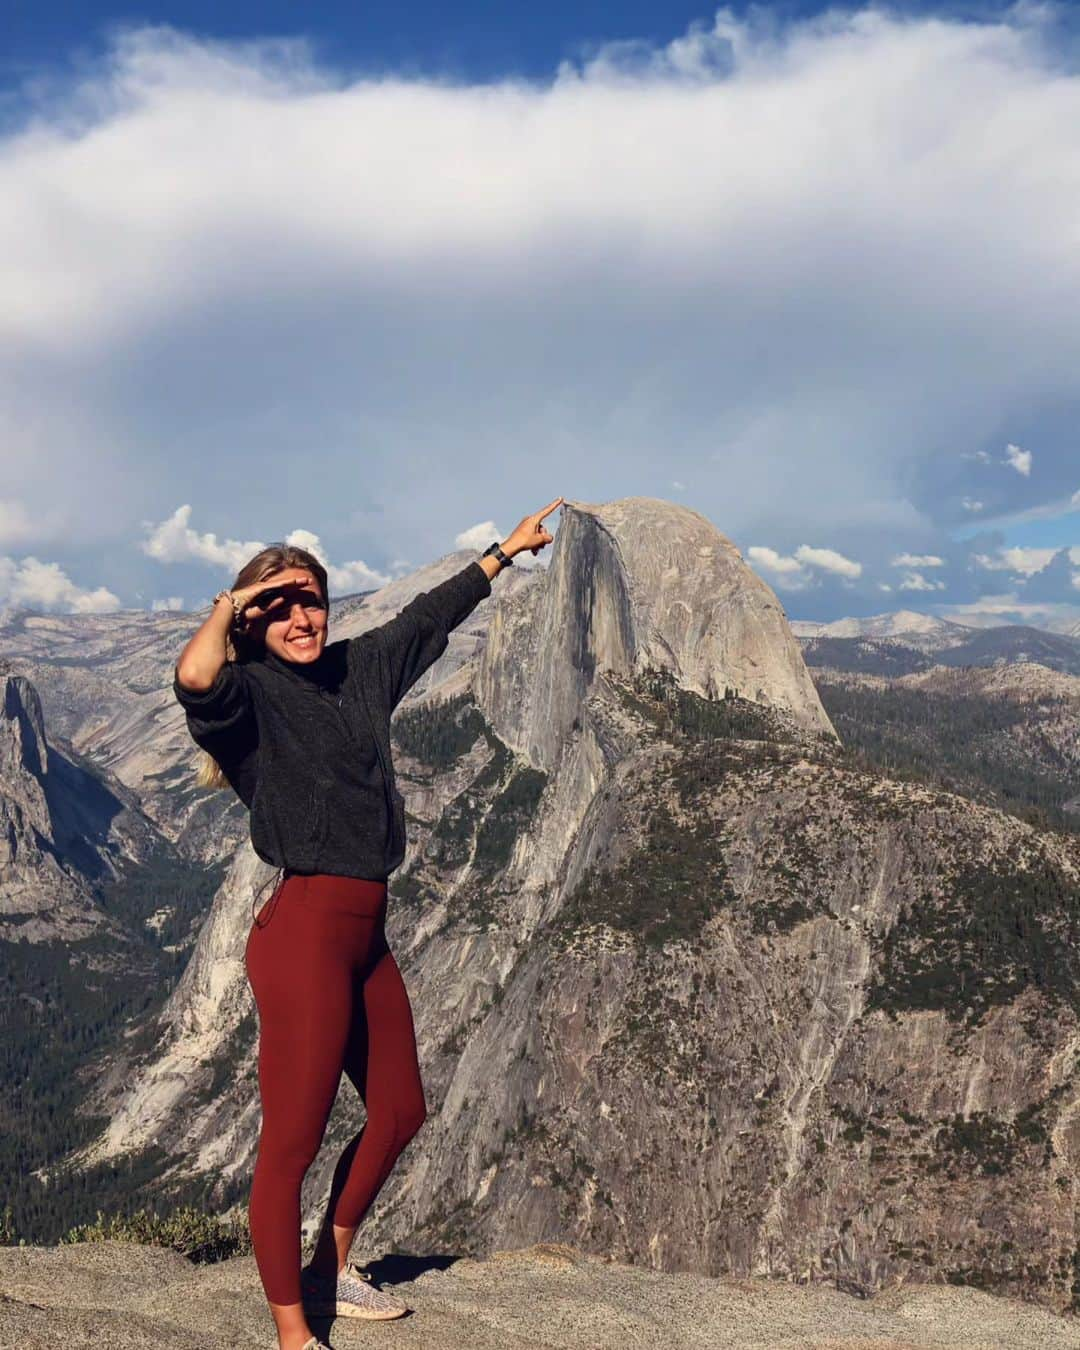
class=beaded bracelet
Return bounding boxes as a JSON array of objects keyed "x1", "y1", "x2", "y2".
[{"x1": 212, "y1": 589, "x2": 245, "y2": 627}]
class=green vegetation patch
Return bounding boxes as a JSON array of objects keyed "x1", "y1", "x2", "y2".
[
  {"x1": 60, "y1": 1203, "x2": 251, "y2": 1262},
  {"x1": 428, "y1": 737, "x2": 513, "y2": 868},
  {"x1": 866, "y1": 849, "x2": 1080, "y2": 1026},
  {"x1": 99, "y1": 848, "x2": 226, "y2": 957},
  {"x1": 816, "y1": 679, "x2": 1079, "y2": 835},
  {"x1": 927, "y1": 1107, "x2": 1052, "y2": 1179},
  {"x1": 391, "y1": 691, "x2": 488, "y2": 769},
  {"x1": 1, "y1": 845, "x2": 228, "y2": 1244},
  {"x1": 389, "y1": 867, "x2": 438, "y2": 909},
  {"x1": 615, "y1": 665, "x2": 797, "y2": 747},
  {"x1": 0, "y1": 934, "x2": 164, "y2": 1239},
  {"x1": 473, "y1": 764, "x2": 547, "y2": 874},
  {"x1": 555, "y1": 797, "x2": 736, "y2": 949}
]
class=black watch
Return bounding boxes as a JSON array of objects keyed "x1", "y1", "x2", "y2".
[{"x1": 482, "y1": 541, "x2": 513, "y2": 567}]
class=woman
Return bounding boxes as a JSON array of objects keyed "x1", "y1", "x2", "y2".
[{"x1": 173, "y1": 498, "x2": 562, "y2": 1350}]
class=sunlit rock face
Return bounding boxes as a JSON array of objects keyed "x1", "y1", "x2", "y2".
[
  {"x1": 477, "y1": 498, "x2": 834, "y2": 772},
  {"x1": 0, "y1": 667, "x2": 152, "y2": 942}
]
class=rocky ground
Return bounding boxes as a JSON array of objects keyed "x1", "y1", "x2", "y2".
[{"x1": 2, "y1": 1240, "x2": 1079, "y2": 1349}]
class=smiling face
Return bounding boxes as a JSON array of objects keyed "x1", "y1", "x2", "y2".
[{"x1": 248, "y1": 567, "x2": 329, "y2": 664}]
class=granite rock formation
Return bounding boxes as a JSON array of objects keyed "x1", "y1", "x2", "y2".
[{"x1": 6, "y1": 499, "x2": 1080, "y2": 1317}]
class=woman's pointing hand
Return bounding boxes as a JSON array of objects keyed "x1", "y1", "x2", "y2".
[{"x1": 503, "y1": 497, "x2": 565, "y2": 558}]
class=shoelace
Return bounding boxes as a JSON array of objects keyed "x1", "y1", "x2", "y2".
[{"x1": 304, "y1": 1261, "x2": 404, "y2": 1310}]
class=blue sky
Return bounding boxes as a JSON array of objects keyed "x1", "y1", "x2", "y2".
[
  {"x1": 2, "y1": 1, "x2": 1080, "y2": 626},
  {"x1": 3, "y1": 2, "x2": 951, "y2": 85}
]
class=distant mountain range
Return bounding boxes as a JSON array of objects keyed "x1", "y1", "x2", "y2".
[
  {"x1": 790, "y1": 609, "x2": 969, "y2": 642},
  {"x1": 791, "y1": 609, "x2": 1080, "y2": 677}
]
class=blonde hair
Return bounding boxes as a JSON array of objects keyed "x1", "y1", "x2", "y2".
[{"x1": 195, "y1": 543, "x2": 330, "y2": 791}]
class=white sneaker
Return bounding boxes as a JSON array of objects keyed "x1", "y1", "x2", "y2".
[
  {"x1": 301, "y1": 1338, "x2": 331, "y2": 1350},
  {"x1": 301, "y1": 1260, "x2": 409, "y2": 1320}
]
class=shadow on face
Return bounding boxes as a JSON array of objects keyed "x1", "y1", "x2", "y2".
[{"x1": 247, "y1": 569, "x2": 329, "y2": 663}]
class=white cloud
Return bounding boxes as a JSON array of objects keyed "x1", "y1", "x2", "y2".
[
  {"x1": 283, "y1": 527, "x2": 390, "y2": 594},
  {"x1": 453, "y1": 518, "x2": 542, "y2": 570},
  {"x1": 794, "y1": 545, "x2": 862, "y2": 578},
  {"x1": 141, "y1": 504, "x2": 391, "y2": 593},
  {"x1": 151, "y1": 595, "x2": 185, "y2": 611},
  {"x1": 898, "y1": 570, "x2": 946, "y2": 592},
  {"x1": 746, "y1": 546, "x2": 814, "y2": 592},
  {"x1": 3, "y1": 9, "x2": 1080, "y2": 610},
  {"x1": 961, "y1": 498, "x2": 985, "y2": 512},
  {"x1": 891, "y1": 552, "x2": 944, "y2": 567},
  {"x1": 747, "y1": 545, "x2": 804, "y2": 575},
  {"x1": 972, "y1": 545, "x2": 1057, "y2": 575},
  {"x1": 1004, "y1": 442, "x2": 1032, "y2": 476},
  {"x1": 937, "y1": 593, "x2": 1080, "y2": 631},
  {"x1": 455, "y1": 521, "x2": 502, "y2": 553},
  {"x1": 456, "y1": 521, "x2": 548, "y2": 569},
  {"x1": 0, "y1": 556, "x2": 121, "y2": 613},
  {"x1": 748, "y1": 541, "x2": 862, "y2": 590},
  {"x1": 141, "y1": 505, "x2": 267, "y2": 571}
]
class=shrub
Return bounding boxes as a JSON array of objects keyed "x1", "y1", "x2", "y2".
[{"x1": 60, "y1": 1204, "x2": 251, "y2": 1263}]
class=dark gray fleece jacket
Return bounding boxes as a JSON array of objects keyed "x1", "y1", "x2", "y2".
[{"x1": 173, "y1": 559, "x2": 492, "y2": 881}]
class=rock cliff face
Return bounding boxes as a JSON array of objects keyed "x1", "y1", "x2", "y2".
[
  {"x1": 0, "y1": 664, "x2": 157, "y2": 942},
  {"x1": 478, "y1": 498, "x2": 834, "y2": 773},
  {"x1": 9, "y1": 498, "x2": 1080, "y2": 1316}
]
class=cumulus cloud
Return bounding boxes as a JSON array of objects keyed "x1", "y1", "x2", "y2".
[
  {"x1": 747, "y1": 541, "x2": 862, "y2": 591},
  {"x1": 282, "y1": 527, "x2": 391, "y2": 594},
  {"x1": 1004, "y1": 442, "x2": 1033, "y2": 476},
  {"x1": 455, "y1": 521, "x2": 501, "y2": 552},
  {"x1": 747, "y1": 546, "x2": 805, "y2": 575},
  {"x1": 141, "y1": 505, "x2": 268, "y2": 572},
  {"x1": 151, "y1": 595, "x2": 185, "y2": 611},
  {"x1": 0, "y1": 556, "x2": 121, "y2": 613},
  {"x1": 793, "y1": 545, "x2": 862, "y2": 578},
  {"x1": 454, "y1": 518, "x2": 544, "y2": 569},
  {"x1": 141, "y1": 504, "x2": 391, "y2": 596},
  {"x1": 972, "y1": 545, "x2": 1058, "y2": 575},
  {"x1": 4, "y1": 8, "x2": 1080, "y2": 616},
  {"x1": 891, "y1": 552, "x2": 944, "y2": 568},
  {"x1": 899, "y1": 570, "x2": 946, "y2": 592}
]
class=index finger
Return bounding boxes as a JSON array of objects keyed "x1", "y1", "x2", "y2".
[{"x1": 536, "y1": 496, "x2": 564, "y2": 523}]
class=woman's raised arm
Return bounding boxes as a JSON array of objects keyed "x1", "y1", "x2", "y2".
[{"x1": 366, "y1": 496, "x2": 563, "y2": 708}]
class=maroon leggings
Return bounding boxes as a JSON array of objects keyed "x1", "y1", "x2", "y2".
[{"x1": 243, "y1": 871, "x2": 427, "y2": 1305}]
